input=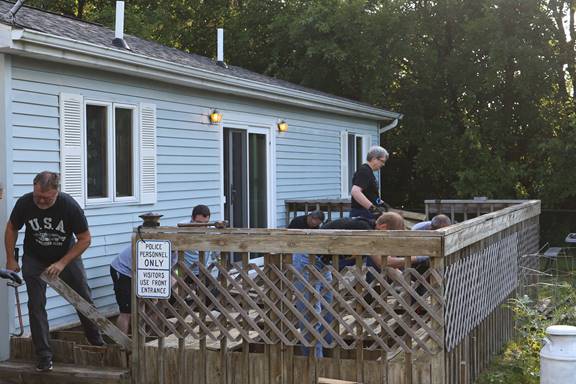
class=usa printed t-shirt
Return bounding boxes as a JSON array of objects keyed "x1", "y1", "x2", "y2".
[{"x1": 9, "y1": 192, "x2": 88, "y2": 264}]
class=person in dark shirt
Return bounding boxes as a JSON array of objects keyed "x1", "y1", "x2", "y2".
[
  {"x1": 324, "y1": 213, "x2": 428, "y2": 275},
  {"x1": 287, "y1": 210, "x2": 325, "y2": 229},
  {"x1": 289, "y1": 210, "x2": 327, "y2": 357},
  {"x1": 4, "y1": 171, "x2": 103, "y2": 372},
  {"x1": 350, "y1": 145, "x2": 389, "y2": 219}
]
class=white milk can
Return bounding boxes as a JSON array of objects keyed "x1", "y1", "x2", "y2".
[{"x1": 540, "y1": 325, "x2": 576, "y2": 384}]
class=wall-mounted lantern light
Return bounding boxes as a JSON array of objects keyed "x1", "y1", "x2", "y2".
[
  {"x1": 277, "y1": 120, "x2": 288, "y2": 132},
  {"x1": 209, "y1": 110, "x2": 223, "y2": 124}
]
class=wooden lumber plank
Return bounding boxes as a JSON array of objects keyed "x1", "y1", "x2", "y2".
[
  {"x1": 40, "y1": 272, "x2": 131, "y2": 349},
  {"x1": 0, "y1": 360, "x2": 129, "y2": 384},
  {"x1": 441, "y1": 201, "x2": 540, "y2": 255},
  {"x1": 131, "y1": 235, "x2": 141, "y2": 384},
  {"x1": 318, "y1": 378, "x2": 360, "y2": 384},
  {"x1": 136, "y1": 231, "x2": 443, "y2": 257}
]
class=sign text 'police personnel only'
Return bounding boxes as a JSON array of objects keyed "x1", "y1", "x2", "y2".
[{"x1": 136, "y1": 240, "x2": 172, "y2": 299}]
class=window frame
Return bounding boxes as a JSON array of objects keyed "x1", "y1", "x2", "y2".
[
  {"x1": 84, "y1": 100, "x2": 140, "y2": 206},
  {"x1": 341, "y1": 132, "x2": 371, "y2": 198}
]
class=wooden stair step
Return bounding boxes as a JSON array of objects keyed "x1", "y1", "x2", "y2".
[
  {"x1": 0, "y1": 360, "x2": 129, "y2": 384},
  {"x1": 318, "y1": 378, "x2": 361, "y2": 384}
]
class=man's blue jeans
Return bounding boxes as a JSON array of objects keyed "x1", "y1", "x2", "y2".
[{"x1": 293, "y1": 253, "x2": 333, "y2": 358}]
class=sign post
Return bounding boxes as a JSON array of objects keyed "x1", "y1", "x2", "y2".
[{"x1": 136, "y1": 240, "x2": 172, "y2": 299}]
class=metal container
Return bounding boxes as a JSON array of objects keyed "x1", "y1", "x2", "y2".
[{"x1": 541, "y1": 325, "x2": 576, "y2": 384}]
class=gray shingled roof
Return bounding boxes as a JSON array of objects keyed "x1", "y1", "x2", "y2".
[{"x1": 0, "y1": 1, "x2": 399, "y2": 117}]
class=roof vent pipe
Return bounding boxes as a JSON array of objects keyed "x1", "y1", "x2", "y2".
[
  {"x1": 2, "y1": 0, "x2": 26, "y2": 24},
  {"x1": 112, "y1": 1, "x2": 130, "y2": 50},
  {"x1": 216, "y1": 28, "x2": 228, "y2": 68}
]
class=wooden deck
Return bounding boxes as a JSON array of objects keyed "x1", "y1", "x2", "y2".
[
  {"x1": 1, "y1": 199, "x2": 539, "y2": 384},
  {"x1": 130, "y1": 199, "x2": 540, "y2": 384}
]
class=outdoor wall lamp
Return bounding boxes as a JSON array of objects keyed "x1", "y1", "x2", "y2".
[
  {"x1": 209, "y1": 110, "x2": 223, "y2": 124},
  {"x1": 277, "y1": 120, "x2": 288, "y2": 132}
]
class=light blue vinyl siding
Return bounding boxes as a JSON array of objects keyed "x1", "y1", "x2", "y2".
[{"x1": 8, "y1": 56, "x2": 379, "y2": 330}]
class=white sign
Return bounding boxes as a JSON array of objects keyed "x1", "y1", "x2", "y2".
[{"x1": 136, "y1": 240, "x2": 172, "y2": 299}]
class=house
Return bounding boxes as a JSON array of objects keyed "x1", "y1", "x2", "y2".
[{"x1": 0, "y1": 1, "x2": 401, "y2": 359}]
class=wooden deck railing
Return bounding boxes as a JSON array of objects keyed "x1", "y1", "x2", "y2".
[
  {"x1": 284, "y1": 198, "x2": 426, "y2": 227},
  {"x1": 131, "y1": 199, "x2": 540, "y2": 384},
  {"x1": 425, "y1": 199, "x2": 530, "y2": 222},
  {"x1": 437, "y1": 200, "x2": 540, "y2": 384}
]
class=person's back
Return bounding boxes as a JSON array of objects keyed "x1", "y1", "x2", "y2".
[{"x1": 321, "y1": 217, "x2": 374, "y2": 230}]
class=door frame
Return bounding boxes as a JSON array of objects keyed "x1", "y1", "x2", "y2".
[
  {"x1": 0, "y1": 53, "x2": 14, "y2": 359},
  {"x1": 219, "y1": 120, "x2": 276, "y2": 229}
]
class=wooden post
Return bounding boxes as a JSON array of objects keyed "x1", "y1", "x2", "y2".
[
  {"x1": 179, "y1": 337, "x2": 186, "y2": 384},
  {"x1": 158, "y1": 336, "x2": 165, "y2": 384},
  {"x1": 241, "y1": 252, "x2": 250, "y2": 384},
  {"x1": 131, "y1": 235, "x2": 140, "y2": 384},
  {"x1": 331, "y1": 254, "x2": 342, "y2": 380},
  {"x1": 220, "y1": 251, "x2": 230, "y2": 384},
  {"x1": 431, "y1": 255, "x2": 445, "y2": 384},
  {"x1": 199, "y1": 251, "x2": 207, "y2": 384},
  {"x1": 267, "y1": 253, "x2": 283, "y2": 384},
  {"x1": 403, "y1": 256, "x2": 412, "y2": 384},
  {"x1": 355, "y1": 255, "x2": 364, "y2": 384}
]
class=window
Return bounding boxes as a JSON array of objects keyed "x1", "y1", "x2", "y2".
[
  {"x1": 60, "y1": 93, "x2": 156, "y2": 208},
  {"x1": 85, "y1": 102, "x2": 138, "y2": 204},
  {"x1": 341, "y1": 132, "x2": 372, "y2": 197}
]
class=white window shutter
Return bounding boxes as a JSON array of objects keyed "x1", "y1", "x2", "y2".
[
  {"x1": 340, "y1": 131, "x2": 348, "y2": 198},
  {"x1": 59, "y1": 93, "x2": 85, "y2": 207},
  {"x1": 140, "y1": 103, "x2": 157, "y2": 205}
]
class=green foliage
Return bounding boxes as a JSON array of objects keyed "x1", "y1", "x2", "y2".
[
  {"x1": 478, "y1": 286, "x2": 576, "y2": 384},
  {"x1": 18, "y1": 0, "x2": 576, "y2": 210}
]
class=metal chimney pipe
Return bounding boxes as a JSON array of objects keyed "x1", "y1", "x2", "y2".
[
  {"x1": 2, "y1": 0, "x2": 26, "y2": 24},
  {"x1": 115, "y1": 1, "x2": 125, "y2": 40},
  {"x1": 216, "y1": 28, "x2": 227, "y2": 68},
  {"x1": 112, "y1": 1, "x2": 130, "y2": 50}
]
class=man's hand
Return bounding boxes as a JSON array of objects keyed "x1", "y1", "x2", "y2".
[
  {"x1": 6, "y1": 258, "x2": 20, "y2": 273},
  {"x1": 369, "y1": 205, "x2": 386, "y2": 218},
  {"x1": 45, "y1": 260, "x2": 66, "y2": 279}
]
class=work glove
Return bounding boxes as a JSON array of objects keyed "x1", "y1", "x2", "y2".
[
  {"x1": 375, "y1": 198, "x2": 391, "y2": 212},
  {"x1": 0, "y1": 268, "x2": 23, "y2": 285},
  {"x1": 369, "y1": 205, "x2": 386, "y2": 218}
]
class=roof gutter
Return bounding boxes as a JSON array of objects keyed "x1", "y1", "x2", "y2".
[
  {"x1": 379, "y1": 118, "x2": 399, "y2": 134},
  {"x1": 0, "y1": 26, "x2": 402, "y2": 121}
]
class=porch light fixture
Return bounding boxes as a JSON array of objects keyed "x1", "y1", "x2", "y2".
[
  {"x1": 209, "y1": 110, "x2": 223, "y2": 124},
  {"x1": 277, "y1": 120, "x2": 288, "y2": 132}
]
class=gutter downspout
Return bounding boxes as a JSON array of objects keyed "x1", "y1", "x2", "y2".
[{"x1": 379, "y1": 118, "x2": 400, "y2": 134}]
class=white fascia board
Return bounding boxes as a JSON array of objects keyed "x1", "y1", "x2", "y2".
[
  {"x1": 0, "y1": 23, "x2": 13, "y2": 47},
  {"x1": 5, "y1": 28, "x2": 402, "y2": 121}
]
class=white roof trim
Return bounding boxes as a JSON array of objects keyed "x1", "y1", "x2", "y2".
[{"x1": 1, "y1": 27, "x2": 403, "y2": 121}]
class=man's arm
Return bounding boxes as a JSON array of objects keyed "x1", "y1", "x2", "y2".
[
  {"x1": 4, "y1": 221, "x2": 20, "y2": 272},
  {"x1": 351, "y1": 185, "x2": 373, "y2": 210},
  {"x1": 386, "y1": 256, "x2": 428, "y2": 269},
  {"x1": 45, "y1": 230, "x2": 91, "y2": 279}
]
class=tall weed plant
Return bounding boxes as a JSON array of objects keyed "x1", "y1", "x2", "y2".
[{"x1": 478, "y1": 283, "x2": 576, "y2": 384}]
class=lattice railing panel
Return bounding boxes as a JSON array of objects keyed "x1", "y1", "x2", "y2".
[
  {"x1": 444, "y1": 231, "x2": 519, "y2": 351},
  {"x1": 137, "y1": 258, "x2": 444, "y2": 354},
  {"x1": 517, "y1": 217, "x2": 540, "y2": 283}
]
